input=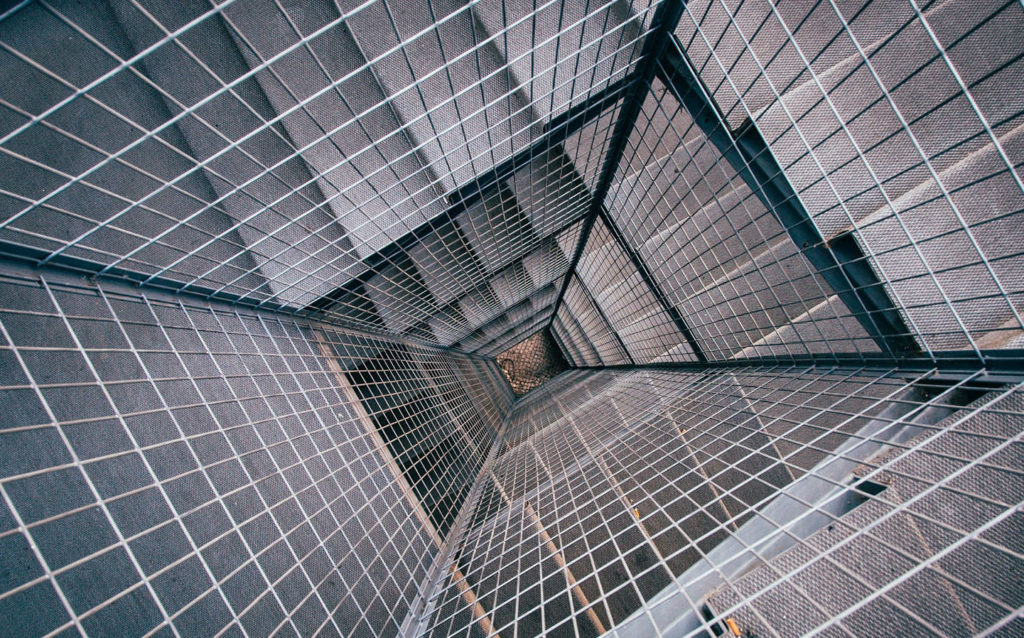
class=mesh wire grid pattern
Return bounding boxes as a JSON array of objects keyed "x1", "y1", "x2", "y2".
[
  {"x1": 0, "y1": 262, "x2": 510, "y2": 638},
  {"x1": 495, "y1": 329, "x2": 569, "y2": 396},
  {"x1": 604, "y1": 72, "x2": 874, "y2": 362},
  {"x1": 0, "y1": 0, "x2": 652, "y2": 351},
  {"x1": 422, "y1": 366, "x2": 1024, "y2": 638},
  {"x1": 0, "y1": 0, "x2": 1023, "y2": 636},
  {"x1": 655, "y1": 0, "x2": 1024, "y2": 360},
  {"x1": 580, "y1": 0, "x2": 1024, "y2": 365}
]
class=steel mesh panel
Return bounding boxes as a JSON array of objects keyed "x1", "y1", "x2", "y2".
[
  {"x1": 0, "y1": 262, "x2": 509, "y2": 637},
  {"x1": 0, "y1": 0, "x2": 652, "y2": 351},
  {"x1": 576, "y1": 216, "x2": 698, "y2": 363},
  {"x1": 496, "y1": 329, "x2": 569, "y2": 396},
  {"x1": 560, "y1": 275, "x2": 633, "y2": 366},
  {"x1": 602, "y1": 73, "x2": 880, "y2": 361},
  {"x1": 421, "y1": 367, "x2": 1024, "y2": 637},
  {"x1": 1, "y1": 0, "x2": 1023, "y2": 636},
  {"x1": 672, "y1": 0, "x2": 1024, "y2": 355}
]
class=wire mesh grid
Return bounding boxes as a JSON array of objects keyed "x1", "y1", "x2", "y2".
[
  {"x1": 0, "y1": 263, "x2": 509, "y2": 637},
  {"x1": 549, "y1": 0, "x2": 1024, "y2": 367},
  {"x1": 570, "y1": 215, "x2": 700, "y2": 364},
  {"x1": 421, "y1": 365, "x2": 1024, "y2": 637},
  {"x1": 554, "y1": 274, "x2": 633, "y2": 367},
  {"x1": 0, "y1": 0, "x2": 655, "y2": 353},
  {"x1": 657, "y1": 0, "x2": 1024, "y2": 360},
  {"x1": 602, "y1": 72, "x2": 877, "y2": 362},
  {"x1": 495, "y1": 329, "x2": 569, "y2": 396},
  {"x1": 1, "y1": 0, "x2": 1023, "y2": 636}
]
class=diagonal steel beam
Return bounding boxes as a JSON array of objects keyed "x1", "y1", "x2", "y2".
[
  {"x1": 571, "y1": 271, "x2": 636, "y2": 365},
  {"x1": 548, "y1": 0, "x2": 686, "y2": 333},
  {"x1": 656, "y1": 36, "x2": 920, "y2": 358},
  {"x1": 596, "y1": 206, "x2": 707, "y2": 362}
]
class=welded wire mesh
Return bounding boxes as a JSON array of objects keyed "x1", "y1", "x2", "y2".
[
  {"x1": 0, "y1": 263, "x2": 509, "y2": 637},
  {"x1": 0, "y1": 0, "x2": 652, "y2": 352},
  {"x1": 411, "y1": 1, "x2": 1024, "y2": 633},
  {"x1": 604, "y1": 73, "x2": 878, "y2": 361},
  {"x1": 574, "y1": 216, "x2": 699, "y2": 363},
  {"x1": 556, "y1": 274, "x2": 634, "y2": 366},
  {"x1": 495, "y1": 329, "x2": 569, "y2": 396},
  {"x1": 667, "y1": 0, "x2": 1024, "y2": 358},
  {"x1": 1, "y1": 0, "x2": 1023, "y2": 637},
  {"x1": 422, "y1": 365, "x2": 1024, "y2": 637},
  {"x1": 561, "y1": 0, "x2": 1024, "y2": 366}
]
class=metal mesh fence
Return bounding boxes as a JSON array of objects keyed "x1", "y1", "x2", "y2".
[
  {"x1": 0, "y1": 0, "x2": 650, "y2": 350},
  {"x1": 662, "y1": 0, "x2": 1024, "y2": 359},
  {"x1": 423, "y1": 366, "x2": 1024, "y2": 637},
  {"x1": 0, "y1": 262, "x2": 509, "y2": 637},
  {"x1": 1, "y1": 0, "x2": 1023, "y2": 636}
]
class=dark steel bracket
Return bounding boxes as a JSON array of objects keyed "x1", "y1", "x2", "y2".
[
  {"x1": 548, "y1": 0, "x2": 687, "y2": 334},
  {"x1": 596, "y1": 206, "x2": 707, "y2": 362},
  {"x1": 656, "y1": 37, "x2": 919, "y2": 358}
]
